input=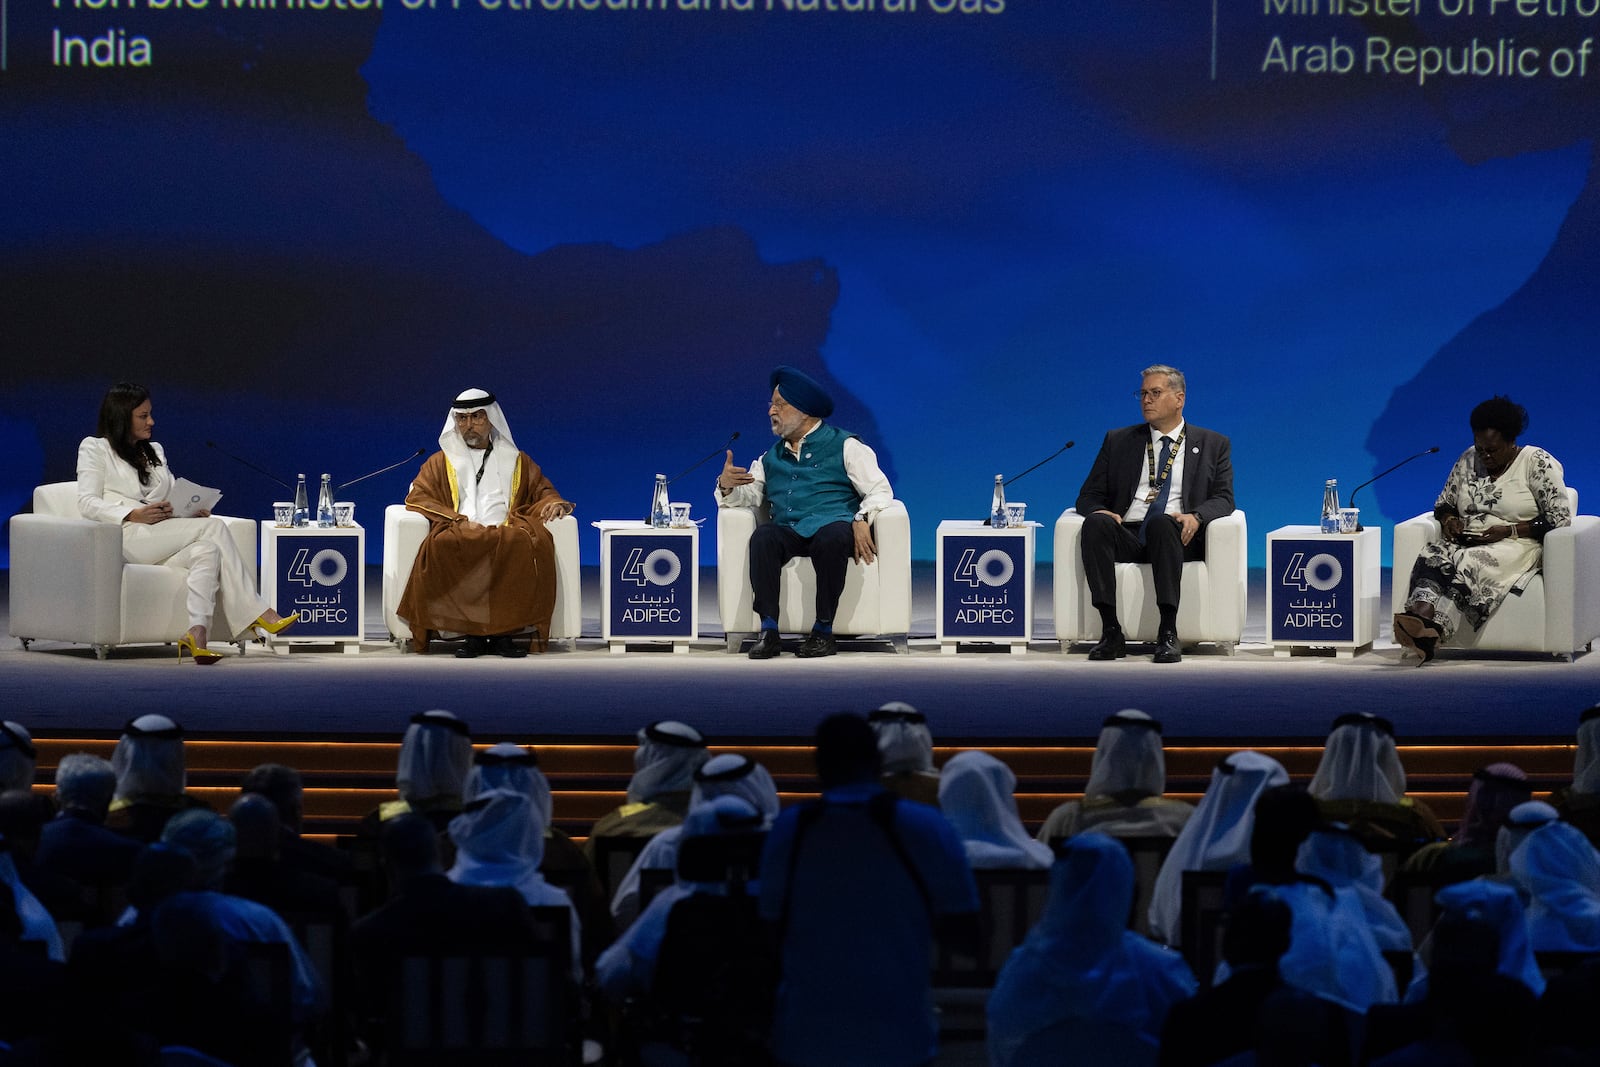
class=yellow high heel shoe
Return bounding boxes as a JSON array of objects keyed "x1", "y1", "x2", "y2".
[
  {"x1": 254, "y1": 612, "x2": 299, "y2": 636},
  {"x1": 177, "y1": 633, "x2": 225, "y2": 666}
]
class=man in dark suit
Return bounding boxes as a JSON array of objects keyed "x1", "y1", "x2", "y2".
[{"x1": 1076, "y1": 365, "x2": 1234, "y2": 663}]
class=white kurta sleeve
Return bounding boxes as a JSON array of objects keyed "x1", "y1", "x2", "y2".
[{"x1": 843, "y1": 438, "x2": 894, "y2": 522}]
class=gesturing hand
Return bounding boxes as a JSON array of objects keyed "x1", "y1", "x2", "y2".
[
  {"x1": 718, "y1": 450, "x2": 754, "y2": 492},
  {"x1": 128, "y1": 502, "x2": 172, "y2": 524}
]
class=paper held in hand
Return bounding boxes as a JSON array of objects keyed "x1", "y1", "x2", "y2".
[{"x1": 165, "y1": 478, "x2": 223, "y2": 518}]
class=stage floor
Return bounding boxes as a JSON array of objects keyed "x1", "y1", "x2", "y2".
[{"x1": 3, "y1": 567, "x2": 1594, "y2": 742}]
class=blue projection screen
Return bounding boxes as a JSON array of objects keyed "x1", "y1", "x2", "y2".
[{"x1": 3, "y1": 1, "x2": 1595, "y2": 566}]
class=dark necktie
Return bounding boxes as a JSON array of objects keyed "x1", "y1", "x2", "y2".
[{"x1": 1138, "y1": 435, "x2": 1174, "y2": 546}]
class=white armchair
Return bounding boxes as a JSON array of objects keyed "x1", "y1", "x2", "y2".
[
  {"x1": 9, "y1": 482, "x2": 257, "y2": 660},
  {"x1": 1052, "y1": 508, "x2": 1248, "y2": 652},
  {"x1": 716, "y1": 501, "x2": 913, "y2": 653},
  {"x1": 1391, "y1": 489, "x2": 1600, "y2": 660},
  {"x1": 381, "y1": 504, "x2": 582, "y2": 651}
]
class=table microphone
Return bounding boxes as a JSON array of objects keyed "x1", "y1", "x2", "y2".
[
  {"x1": 206, "y1": 441, "x2": 291, "y2": 489},
  {"x1": 337, "y1": 448, "x2": 429, "y2": 493},
  {"x1": 984, "y1": 440, "x2": 1075, "y2": 524},
  {"x1": 666, "y1": 431, "x2": 741, "y2": 485},
  {"x1": 1348, "y1": 446, "x2": 1441, "y2": 531}
]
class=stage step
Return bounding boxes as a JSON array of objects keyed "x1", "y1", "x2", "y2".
[{"x1": 29, "y1": 735, "x2": 1576, "y2": 841}]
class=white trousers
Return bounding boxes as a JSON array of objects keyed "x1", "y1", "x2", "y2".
[{"x1": 121, "y1": 517, "x2": 266, "y2": 639}]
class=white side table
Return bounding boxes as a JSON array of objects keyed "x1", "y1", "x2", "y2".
[
  {"x1": 935, "y1": 520, "x2": 1035, "y2": 654},
  {"x1": 596, "y1": 521, "x2": 699, "y2": 654},
  {"x1": 259, "y1": 522, "x2": 366, "y2": 654},
  {"x1": 1267, "y1": 524, "x2": 1380, "y2": 657}
]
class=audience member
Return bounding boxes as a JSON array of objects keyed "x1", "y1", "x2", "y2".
[
  {"x1": 0, "y1": 879, "x2": 67, "y2": 1051},
  {"x1": 1402, "y1": 762, "x2": 1531, "y2": 883},
  {"x1": 239, "y1": 762, "x2": 354, "y2": 882},
  {"x1": 1307, "y1": 713, "x2": 1444, "y2": 856},
  {"x1": 0, "y1": 788, "x2": 93, "y2": 926},
  {"x1": 1037, "y1": 710, "x2": 1193, "y2": 843},
  {"x1": 1552, "y1": 704, "x2": 1600, "y2": 848},
  {"x1": 870, "y1": 702, "x2": 940, "y2": 807},
  {"x1": 938, "y1": 750, "x2": 1053, "y2": 869},
  {"x1": 0, "y1": 720, "x2": 36, "y2": 793},
  {"x1": 1159, "y1": 888, "x2": 1294, "y2": 1067},
  {"x1": 759, "y1": 712, "x2": 978, "y2": 1067},
  {"x1": 0, "y1": 832, "x2": 64, "y2": 961},
  {"x1": 585, "y1": 720, "x2": 710, "y2": 859},
  {"x1": 1410, "y1": 878, "x2": 1544, "y2": 1001},
  {"x1": 1297, "y1": 823, "x2": 1412, "y2": 954},
  {"x1": 610, "y1": 752, "x2": 780, "y2": 925},
  {"x1": 988, "y1": 833, "x2": 1196, "y2": 1067},
  {"x1": 107, "y1": 714, "x2": 210, "y2": 843},
  {"x1": 1505, "y1": 818, "x2": 1600, "y2": 953},
  {"x1": 223, "y1": 792, "x2": 347, "y2": 927},
  {"x1": 374, "y1": 709, "x2": 475, "y2": 833},
  {"x1": 1148, "y1": 750, "x2": 1288, "y2": 946},
  {"x1": 1495, "y1": 799, "x2": 1559, "y2": 875},
  {"x1": 447, "y1": 787, "x2": 582, "y2": 976},
  {"x1": 36, "y1": 752, "x2": 144, "y2": 900},
  {"x1": 349, "y1": 813, "x2": 546, "y2": 1047},
  {"x1": 158, "y1": 808, "x2": 324, "y2": 1024},
  {"x1": 1224, "y1": 786, "x2": 1396, "y2": 1013}
]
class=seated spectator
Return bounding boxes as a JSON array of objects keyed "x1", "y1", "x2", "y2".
[
  {"x1": 0, "y1": 788, "x2": 92, "y2": 926},
  {"x1": 106, "y1": 714, "x2": 210, "y2": 843},
  {"x1": 596, "y1": 794, "x2": 765, "y2": 1000},
  {"x1": 467, "y1": 742, "x2": 611, "y2": 967},
  {"x1": 369, "y1": 709, "x2": 474, "y2": 834},
  {"x1": 1410, "y1": 879, "x2": 1544, "y2": 1001},
  {"x1": 1159, "y1": 888, "x2": 1296, "y2": 1067},
  {"x1": 1307, "y1": 713, "x2": 1444, "y2": 857},
  {"x1": 759, "y1": 712, "x2": 979, "y2": 1067},
  {"x1": 1225, "y1": 786, "x2": 1396, "y2": 1013},
  {"x1": 1506, "y1": 819, "x2": 1600, "y2": 953},
  {"x1": 1148, "y1": 751, "x2": 1288, "y2": 946},
  {"x1": 1495, "y1": 799, "x2": 1559, "y2": 875},
  {"x1": 584, "y1": 720, "x2": 709, "y2": 861},
  {"x1": 223, "y1": 793, "x2": 347, "y2": 927},
  {"x1": 1297, "y1": 823, "x2": 1413, "y2": 955},
  {"x1": 870, "y1": 702, "x2": 940, "y2": 808},
  {"x1": 349, "y1": 813, "x2": 545, "y2": 1049},
  {"x1": 36, "y1": 752, "x2": 143, "y2": 904},
  {"x1": 939, "y1": 750, "x2": 1053, "y2": 869},
  {"x1": 1365, "y1": 909, "x2": 1537, "y2": 1067},
  {"x1": 240, "y1": 762, "x2": 354, "y2": 883},
  {"x1": 988, "y1": 833, "x2": 1197, "y2": 1067},
  {"x1": 0, "y1": 721, "x2": 36, "y2": 793},
  {"x1": 1552, "y1": 704, "x2": 1600, "y2": 848},
  {"x1": 1402, "y1": 763, "x2": 1531, "y2": 884},
  {"x1": 447, "y1": 787, "x2": 581, "y2": 977},
  {"x1": 610, "y1": 752, "x2": 780, "y2": 925},
  {"x1": 0, "y1": 832, "x2": 63, "y2": 961},
  {"x1": 1037, "y1": 709, "x2": 1193, "y2": 844},
  {"x1": 158, "y1": 808, "x2": 324, "y2": 1025},
  {"x1": 0, "y1": 879, "x2": 67, "y2": 1052}
]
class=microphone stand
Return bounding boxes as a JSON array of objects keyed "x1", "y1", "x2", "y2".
[
  {"x1": 1348, "y1": 446, "x2": 1440, "y2": 531},
  {"x1": 206, "y1": 441, "x2": 291, "y2": 489},
  {"x1": 667, "y1": 432, "x2": 741, "y2": 486},
  {"x1": 337, "y1": 448, "x2": 429, "y2": 494},
  {"x1": 984, "y1": 441, "x2": 1076, "y2": 524}
]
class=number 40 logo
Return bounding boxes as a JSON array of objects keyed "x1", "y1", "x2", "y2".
[{"x1": 1281, "y1": 551, "x2": 1342, "y2": 592}]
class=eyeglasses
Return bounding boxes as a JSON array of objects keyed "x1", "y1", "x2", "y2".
[
  {"x1": 1135, "y1": 389, "x2": 1170, "y2": 402},
  {"x1": 452, "y1": 411, "x2": 490, "y2": 424}
]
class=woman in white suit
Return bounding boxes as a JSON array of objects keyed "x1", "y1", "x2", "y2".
[{"x1": 76, "y1": 383, "x2": 294, "y2": 663}]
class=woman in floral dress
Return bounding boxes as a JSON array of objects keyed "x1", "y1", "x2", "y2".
[{"x1": 1394, "y1": 396, "x2": 1572, "y2": 663}]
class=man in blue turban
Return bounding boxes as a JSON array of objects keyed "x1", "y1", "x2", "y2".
[{"x1": 716, "y1": 366, "x2": 895, "y2": 658}]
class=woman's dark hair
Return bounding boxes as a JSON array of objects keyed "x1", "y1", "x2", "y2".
[
  {"x1": 1469, "y1": 396, "x2": 1529, "y2": 441},
  {"x1": 96, "y1": 382, "x2": 162, "y2": 486}
]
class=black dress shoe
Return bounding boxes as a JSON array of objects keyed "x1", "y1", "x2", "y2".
[
  {"x1": 454, "y1": 635, "x2": 490, "y2": 659},
  {"x1": 747, "y1": 631, "x2": 783, "y2": 660},
  {"x1": 1087, "y1": 629, "x2": 1126, "y2": 661},
  {"x1": 1153, "y1": 629, "x2": 1183, "y2": 664},
  {"x1": 796, "y1": 632, "x2": 838, "y2": 659},
  {"x1": 490, "y1": 634, "x2": 527, "y2": 659}
]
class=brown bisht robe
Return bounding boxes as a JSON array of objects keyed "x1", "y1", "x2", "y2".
[{"x1": 397, "y1": 450, "x2": 569, "y2": 651}]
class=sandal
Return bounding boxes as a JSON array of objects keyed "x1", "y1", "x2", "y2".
[{"x1": 1393, "y1": 612, "x2": 1442, "y2": 663}]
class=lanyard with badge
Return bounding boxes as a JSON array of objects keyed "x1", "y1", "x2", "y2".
[{"x1": 1144, "y1": 428, "x2": 1185, "y2": 504}]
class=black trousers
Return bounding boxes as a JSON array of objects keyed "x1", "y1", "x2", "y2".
[
  {"x1": 1080, "y1": 511, "x2": 1202, "y2": 615},
  {"x1": 749, "y1": 520, "x2": 854, "y2": 627}
]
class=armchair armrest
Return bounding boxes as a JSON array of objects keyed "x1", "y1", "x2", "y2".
[
  {"x1": 1203, "y1": 510, "x2": 1248, "y2": 633},
  {"x1": 7, "y1": 514, "x2": 127, "y2": 644},
  {"x1": 1391, "y1": 513, "x2": 1440, "y2": 617},
  {"x1": 1541, "y1": 515, "x2": 1600, "y2": 653}
]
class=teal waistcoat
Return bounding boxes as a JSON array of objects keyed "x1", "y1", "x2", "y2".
[{"x1": 765, "y1": 423, "x2": 860, "y2": 537}]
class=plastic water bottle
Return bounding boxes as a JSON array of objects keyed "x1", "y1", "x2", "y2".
[
  {"x1": 292, "y1": 473, "x2": 309, "y2": 528},
  {"x1": 317, "y1": 473, "x2": 336, "y2": 528},
  {"x1": 650, "y1": 473, "x2": 671, "y2": 528},
  {"x1": 991, "y1": 474, "x2": 1007, "y2": 528},
  {"x1": 1321, "y1": 479, "x2": 1340, "y2": 534}
]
